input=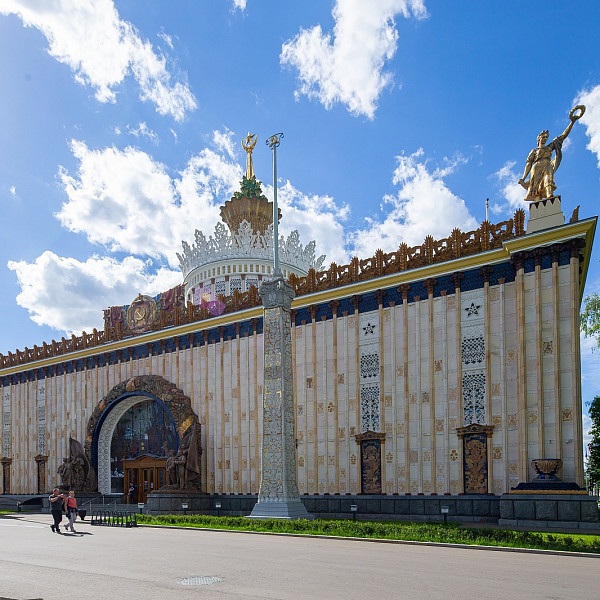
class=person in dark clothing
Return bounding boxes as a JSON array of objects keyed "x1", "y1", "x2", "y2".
[
  {"x1": 49, "y1": 488, "x2": 65, "y2": 533},
  {"x1": 128, "y1": 482, "x2": 135, "y2": 504}
]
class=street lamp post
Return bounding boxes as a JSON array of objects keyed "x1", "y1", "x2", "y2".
[{"x1": 266, "y1": 133, "x2": 284, "y2": 278}]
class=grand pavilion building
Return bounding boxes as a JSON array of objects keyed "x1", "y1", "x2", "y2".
[{"x1": 0, "y1": 153, "x2": 596, "y2": 518}]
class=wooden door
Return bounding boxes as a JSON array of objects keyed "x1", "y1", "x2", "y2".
[{"x1": 123, "y1": 455, "x2": 166, "y2": 504}]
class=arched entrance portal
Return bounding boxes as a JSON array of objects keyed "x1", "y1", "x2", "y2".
[{"x1": 85, "y1": 375, "x2": 199, "y2": 496}]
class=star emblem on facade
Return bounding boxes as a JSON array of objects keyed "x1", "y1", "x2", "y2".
[
  {"x1": 363, "y1": 323, "x2": 376, "y2": 335},
  {"x1": 465, "y1": 302, "x2": 481, "y2": 317}
]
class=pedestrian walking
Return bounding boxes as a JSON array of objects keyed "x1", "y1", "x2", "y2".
[
  {"x1": 49, "y1": 488, "x2": 65, "y2": 534},
  {"x1": 63, "y1": 489, "x2": 78, "y2": 533}
]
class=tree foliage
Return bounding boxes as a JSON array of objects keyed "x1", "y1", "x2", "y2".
[
  {"x1": 586, "y1": 396, "x2": 600, "y2": 489},
  {"x1": 581, "y1": 293, "x2": 600, "y2": 349}
]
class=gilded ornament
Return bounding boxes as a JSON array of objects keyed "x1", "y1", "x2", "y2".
[
  {"x1": 126, "y1": 294, "x2": 157, "y2": 333},
  {"x1": 518, "y1": 105, "x2": 585, "y2": 201}
]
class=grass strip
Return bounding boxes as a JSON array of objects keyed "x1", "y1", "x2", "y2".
[{"x1": 136, "y1": 514, "x2": 600, "y2": 553}]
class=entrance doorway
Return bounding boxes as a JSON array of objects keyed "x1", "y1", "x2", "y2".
[{"x1": 123, "y1": 455, "x2": 167, "y2": 504}]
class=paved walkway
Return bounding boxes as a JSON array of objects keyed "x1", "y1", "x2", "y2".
[{"x1": 0, "y1": 513, "x2": 597, "y2": 599}]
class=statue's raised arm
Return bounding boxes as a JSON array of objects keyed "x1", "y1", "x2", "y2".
[{"x1": 518, "y1": 105, "x2": 585, "y2": 201}]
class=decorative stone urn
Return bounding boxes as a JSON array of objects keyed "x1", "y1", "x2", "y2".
[{"x1": 531, "y1": 458, "x2": 562, "y2": 480}]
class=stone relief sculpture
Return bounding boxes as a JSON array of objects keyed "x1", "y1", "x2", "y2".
[
  {"x1": 518, "y1": 105, "x2": 585, "y2": 201},
  {"x1": 162, "y1": 422, "x2": 202, "y2": 491},
  {"x1": 57, "y1": 437, "x2": 97, "y2": 492}
]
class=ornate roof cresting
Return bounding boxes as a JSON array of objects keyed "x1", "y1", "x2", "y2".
[
  {"x1": 177, "y1": 219, "x2": 326, "y2": 279},
  {"x1": 2, "y1": 208, "x2": 585, "y2": 369}
]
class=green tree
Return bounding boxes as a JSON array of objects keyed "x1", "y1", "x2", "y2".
[
  {"x1": 586, "y1": 396, "x2": 600, "y2": 489},
  {"x1": 581, "y1": 293, "x2": 600, "y2": 349}
]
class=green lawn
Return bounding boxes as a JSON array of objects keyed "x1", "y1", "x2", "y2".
[{"x1": 136, "y1": 514, "x2": 600, "y2": 554}]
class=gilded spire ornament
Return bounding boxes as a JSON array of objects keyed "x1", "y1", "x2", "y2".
[
  {"x1": 518, "y1": 105, "x2": 586, "y2": 201},
  {"x1": 242, "y1": 132, "x2": 258, "y2": 179}
]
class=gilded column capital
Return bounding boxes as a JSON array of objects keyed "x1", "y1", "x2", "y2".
[
  {"x1": 328, "y1": 299, "x2": 340, "y2": 315},
  {"x1": 450, "y1": 272, "x2": 464, "y2": 290},
  {"x1": 423, "y1": 278, "x2": 437, "y2": 296},
  {"x1": 374, "y1": 289, "x2": 386, "y2": 306},
  {"x1": 479, "y1": 265, "x2": 494, "y2": 283},
  {"x1": 350, "y1": 295, "x2": 362, "y2": 310},
  {"x1": 398, "y1": 283, "x2": 410, "y2": 301}
]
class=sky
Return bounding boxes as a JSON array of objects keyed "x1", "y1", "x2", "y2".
[{"x1": 1, "y1": 1, "x2": 600, "y2": 442}]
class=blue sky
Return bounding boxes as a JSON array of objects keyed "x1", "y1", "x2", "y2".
[{"x1": 1, "y1": 1, "x2": 599, "y2": 435}]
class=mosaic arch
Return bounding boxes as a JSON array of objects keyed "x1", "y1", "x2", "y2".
[{"x1": 85, "y1": 375, "x2": 198, "y2": 495}]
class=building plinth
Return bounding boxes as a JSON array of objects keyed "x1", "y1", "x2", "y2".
[
  {"x1": 526, "y1": 196, "x2": 565, "y2": 233},
  {"x1": 249, "y1": 276, "x2": 313, "y2": 520}
]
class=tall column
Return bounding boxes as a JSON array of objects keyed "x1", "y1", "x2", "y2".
[
  {"x1": 511, "y1": 252, "x2": 529, "y2": 482},
  {"x1": 399, "y1": 284, "x2": 410, "y2": 495},
  {"x1": 570, "y1": 240, "x2": 585, "y2": 486},
  {"x1": 551, "y1": 249, "x2": 562, "y2": 467},
  {"x1": 424, "y1": 279, "x2": 436, "y2": 493},
  {"x1": 249, "y1": 276, "x2": 312, "y2": 519}
]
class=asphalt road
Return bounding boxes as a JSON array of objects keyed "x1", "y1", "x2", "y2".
[{"x1": 0, "y1": 513, "x2": 597, "y2": 600}]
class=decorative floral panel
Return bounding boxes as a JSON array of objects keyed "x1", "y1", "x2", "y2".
[
  {"x1": 460, "y1": 289, "x2": 486, "y2": 425},
  {"x1": 358, "y1": 311, "x2": 381, "y2": 433},
  {"x1": 2, "y1": 389, "x2": 9, "y2": 457}
]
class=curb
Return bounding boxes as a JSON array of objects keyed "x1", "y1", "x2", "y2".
[{"x1": 137, "y1": 524, "x2": 600, "y2": 558}]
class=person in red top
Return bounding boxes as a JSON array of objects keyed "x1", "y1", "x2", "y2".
[{"x1": 64, "y1": 489, "x2": 78, "y2": 533}]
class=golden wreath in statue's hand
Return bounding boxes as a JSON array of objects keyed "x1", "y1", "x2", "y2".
[{"x1": 569, "y1": 105, "x2": 585, "y2": 122}]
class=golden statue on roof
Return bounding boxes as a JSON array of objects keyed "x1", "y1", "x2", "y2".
[
  {"x1": 518, "y1": 105, "x2": 585, "y2": 201},
  {"x1": 242, "y1": 132, "x2": 258, "y2": 179}
]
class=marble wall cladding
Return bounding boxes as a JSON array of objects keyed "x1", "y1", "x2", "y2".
[{"x1": 0, "y1": 254, "x2": 585, "y2": 495}]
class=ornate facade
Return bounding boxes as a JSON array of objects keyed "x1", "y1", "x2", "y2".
[{"x1": 0, "y1": 168, "x2": 595, "y2": 500}]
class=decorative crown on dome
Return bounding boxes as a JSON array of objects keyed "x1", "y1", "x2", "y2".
[
  {"x1": 178, "y1": 131, "x2": 325, "y2": 280},
  {"x1": 177, "y1": 220, "x2": 325, "y2": 279},
  {"x1": 220, "y1": 175, "x2": 281, "y2": 237}
]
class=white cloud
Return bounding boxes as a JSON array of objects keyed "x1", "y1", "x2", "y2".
[
  {"x1": 490, "y1": 160, "x2": 528, "y2": 216},
  {"x1": 348, "y1": 148, "x2": 477, "y2": 256},
  {"x1": 126, "y1": 122, "x2": 158, "y2": 143},
  {"x1": 232, "y1": 0, "x2": 247, "y2": 10},
  {"x1": 212, "y1": 127, "x2": 237, "y2": 160},
  {"x1": 266, "y1": 180, "x2": 349, "y2": 265},
  {"x1": 9, "y1": 186, "x2": 16, "y2": 196},
  {"x1": 280, "y1": 0, "x2": 427, "y2": 119},
  {"x1": 1, "y1": 0, "x2": 196, "y2": 121},
  {"x1": 157, "y1": 30, "x2": 173, "y2": 50},
  {"x1": 578, "y1": 84, "x2": 600, "y2": 168},
  {"x1": 56, "y1": 135, "x2": 242, "y2": 268},
  {"x1": 8, "y1": 251, "x2": 180, "y2": 334}
]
